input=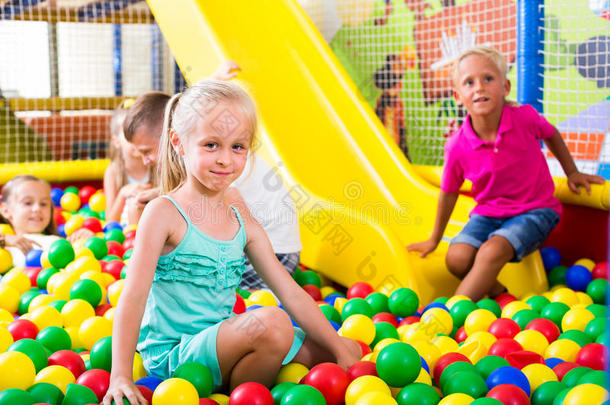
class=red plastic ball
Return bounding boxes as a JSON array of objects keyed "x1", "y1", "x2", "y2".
[
  {"x1": 591, "y1": 262, "x2": 608, "y2": 279},
  {"x1": 48, "y1": 350, "x2": 87, "y2": 379},
  {"x1": 488, "y1": 338, "x2": 523, "y2": 358},
  {"x1": 552, "y1": 361, "x2": 579, "y2": 381},
  {"x1": 355, "y1": 340, "x2": 371, "y2": 356},
  {"x1": 200, "y1": 399, "x2": 219, "y2": 405},
  {"x1": 346, "y1": 282, "x2": 374, "y2": 299},
  {"x1": 301, "y1": 362, "x2": 350, "y2": 405},
  {"x1": 486, "y1": 384, "x2": 530, "y2": 405},
  {"x1": 136, "y1": 385, "x2": 154, "y2": 403},
  {"x1": 433, "y1": 352, "x2": 471, "y2": 385},
  {"x1": 122, "y1": 238, "x2": 135, "y2": 252},
  {"x1": 23, "y1": 267, "x2": 43, "y2": 287},
  {"x1": 454, "y1": 326, "x2": 468, "y2": 343},
  {"x1": 372, "y1": 312, "x2": 398, "y2": 327},
  {"x1": 7, "y1": 318, "x2": 39, "y2": 341},
  {"x1": 232, "y1": 293, "x2": 246, "y2": 314},
  {"x1": 302, "y1": 284, "x2": 322, "y2": 301},
  {"x1": 95, "y1": 303, "x2": 113, "y2": 317},
  {"x1": 505, "y1": 350, "x2": 545, "y2": 369},
  {"x1": 79, "y1": 186, "x2": 97, "y2": 205},
  {"x1": 347, "y1": 361, "x2": 378, "y2": 381},
  {"x1": 102, "y1": 260, "x2": 125, "y2": 280},
  {"x1": 488, "y1": 318, "x2": 521, "y2": 339},
  {"x1": 76, "y1": 368, "x2": 110, "y2": 401},
  {"x1": 54, "y1": 208, "x2": 66, "y2": 226},
  {"x1": 106, "y1": 241, "x2": 124, "y2": 258},
  {"x1": 576, "y1": 343, "x2": 607, "y2": 370},
  {"x1": 525, "y1": 318, "x2": 560, "y2": 343},
  {"x1": 398, "y1": 316, "x2": 420, "y2": 326},
  {"x1": 123, "y1": 230, "x2": 136, "y2": 240},
  {"x1": 228, "y1": 382, "x2": 273, "y2": 405},
  {"x1": 82, "y1": 217, "x2": 103, "y2": 233},
  {"x1": 495, "y1": 293, "x2": 517, "y2": 309}
]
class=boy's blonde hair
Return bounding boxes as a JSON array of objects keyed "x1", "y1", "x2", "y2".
[
  {"x1": 158, "y1": 80, "x2": 258, "y2": 193},
  {"x1": 452, "y1": 45, "x2": 509, "y2": 85},
  {"x1": 0, "y1": 175, "x2": 56, "y2": 235}
]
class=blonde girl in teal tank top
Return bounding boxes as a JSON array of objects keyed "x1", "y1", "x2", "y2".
[{"x1": 103, "y1": 80, "x2": 361, "y2": 405}]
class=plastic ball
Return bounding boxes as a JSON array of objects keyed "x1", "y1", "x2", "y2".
[
  {"x1": 514, "y1": 329, "x2": 549, "y2": 355},
  {"x1": 375, "y1": 342, "x2": 421, "y2": 387},
  {"x1": 511, "y1": 309, "x2": 540, "y2": 331},
  {"x1": 47, "y1": 350, "x2": 86, "y2": 379},
  {"x1": 25, "y1": 249, "x2": 43, "y2": 268},
  {"x1": 562, "y1": 307, "x2": 594, "y2": 332},
  {"x1": 50, "y1": 187, "x2": 64, "y2": 207},
  {"x1": 69, "y1": 279, "x2": 103, "y2": 307},
  {"x1": 339, "y1": 314, "x2": 376, "y2": 345},
  {"x1": 152, "y1": 378, "x2": 199, "y2": 405},
  {"x1": 540, "y1": 302, "x2": 570, "y2": 328},
  {"x1": 300, "y1": 362, "x2": 349, "y2": 405},
  {"x1": 396, "y1": 382, "x2": 440, "y2": 405},
  {"x1": 449, "y1": 299, "x2": 478, "y2": 328},
  {"x1": 89, "y1": 336, "x2": 112, "y2": 372},
  {"x1": 27, "y1": 381, "x2": 64, "y2": 405},
  {"x1": 172, "y1": 361, "x2": 213, "y2": 398},
  {"x1": 420, "y1": 307, "x2": 453, "y2": 336},
  {"x1": 565, "y1": 265, "x2": 592, "y2": 291},
  {"x1": 302, "y1": 284, "x2": 322, "y2": 301},
  {"x1": 60, "y1": 299, "x2": 95, "y2": 328},
  {"x1": 563, "y1": 383, "x2": 608, "y2": 405},
  {"x1": 365, "y1": 292, "x2": 390, "y2": 314},
  {"x1": 0, "y1": 248, "x2": 13, "y2": 274},
  {"x1": 8, "y1": 338, "x2": 48, "y2": 373},
  {"x1": 474, "y1": 356, "x2": 510, "y2": 381},
  {"x1": 487, "y1": 338, "x2": 522, "y2": 358},
  {"x1": 0, "y1": 351, "x2": 36, "y2": 390},
  {"x1": 486, "y1": 366, "x2": 530, "y2": 396},
  {"x1": 105, "y1": 228, "x2": 126, "y2": 244},
  {"x1": 577, "y1": 369, "x2": 607, "y2": 386},
  {"x1": 437, "y1": 393, "x2": 475, "y2": 405},
  {"x1": 0, "y1": 388, "x2": 35, "y2": 405},
  {"x1": 248, "y1": 290, "x2": 278, "y2": 307},
  {"x1": 526, "y1": 318, "x2": 560, "y2": 344},
  {"x1": 387, "y1": 288, "x2": 419, "y2": 317},
  {"x1": 88, "y1": 192, "x2": 106, "y2": 213},
  {"x1": 7, "y1": 318, "x2": 39, "y2": 341},
  {"x1": 276, "y1": 363, "x2": 309, "y2": 384},
  {"x1": 34, "y1": 364, "x2": 76, "y2": 394},
  {"x1": 591, "y1": 262, "x2": 607, "y2": 279},
  {"x1": 433, "y1": 352, "x2": 470, "y2": 382},
  {"x1": 531, "y1": 380, "x2": 566, "y2": 405},
  {"x1": 345, "y1": 375, "x2": 391, "y2": 405},
  {"x1": 586, "y1": 278, "x2": 608, "y2": 304},
  {"x1": 75, "y1": 368, "x2": 110, "y2": 402},
  {"x1": 60, "y1": 193, "x2": 81, "y2": 213},
  {"x1": 78, "y1": 316, "x2": 112, "y2": 350},
  {"x1": 281, "y1": 384, "x2": 326, "y2": 405},
  {"x1": 544, "y1": 339, "x2": 581, "y2": 362},
  {"x1": 28, "y1": 305, "x2": 63, "y2": 331},
  {"x1": 1, "y1": 268, "x2": 32, "y2": 294},
  {"x1": 371, "y1": 322, "x2": 399, "y2": 348},
  {"x1": 521, "y1": 363, "x2": 558, "y2": 392},
  {"x1": 347, "y1": 282, "x2": 374, "y2": 299},
  {"x1": 584, "y1": 317, "x2": 606, "y2": 341},
  {"x1": 548, "y1": 265, "x2": 568, "y2": 287},
  {"x1": 48, "y1": 239, "x2": 75, "y2": 269},
  {"x1": 438, "y1": 361, "x2": 477, "y2": 391},
  {"x1": 575, "y1": 343, "x2": 607, "y2": 370},
  {"x1": 271, "y1": 382, "x2": 296, "y2": 404},
  {"x1": 487, "y1": 318, "x2": 521, "y2": 340},
  {"x1": 485, "y1": 384, "x2": 529, "y2": 405},
  {"x1": 464, "y1": 309, "x2": 497, "y2": 336},
  {"x1": 526, "y1": 295, "x2": 551, "y2": 313},
  {"x1": 341, "y1": 298, "x2": 374, "y2": 320},
  {"x1": 540, "y1": 247, "x2": 561, "y2": 271}
]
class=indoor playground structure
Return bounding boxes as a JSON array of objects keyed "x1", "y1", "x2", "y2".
[{"x1": 0, "y1": 0, "x2": 608, "y2": 404}]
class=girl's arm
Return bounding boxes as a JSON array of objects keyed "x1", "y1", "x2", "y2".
[
  {"x1": 103, "y1": 164, "x2": 120, "y2": 217},
  {"x1": 228, "y1": 192, "x2": 359, "y2": 369},
  {"x1": 102, "y1": 198, "x2": 172, "y2": 405},
  {"x1": 407, "y1": 191, "x2": 459, "y2": 257},
  {"x1": 543, "y1": 129, "x2": 605, "y2": 194}
]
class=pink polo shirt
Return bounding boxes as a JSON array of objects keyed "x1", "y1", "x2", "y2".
[{"x1": 441, "y1": 104, "x2": 562, "y2": 218}]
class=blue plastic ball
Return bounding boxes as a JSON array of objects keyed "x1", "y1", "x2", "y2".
[
  {"x1": 50, "y1": 187, "x2": 63, "y2": 207},
  {"x1": 329, "y1": 320, "x2": 341, "y2": 331},
  {"x1": 25, "y1": 249, "x2": 43, "y2": 267},
  {"x1": 565, "y1": 265, "x2": 592, "y2": 291},
  {"x1": 103, "y1": 221, "x2": 123, "y2": 232},
  {"x1": 545, "y1": 357, "x2": 564, "y2": 369},
  {"x1": 57, "y1": 224, "x2": 66, "y2": 237},
  {"x1": 486, "y1": 366, "x2": 531, "y2": 396},
  {"x1": 135, "y1": 376, "x2": 162, "y2": 392},
  {"x1": 422, "y1": 302, "x2": 449, "y2": 313},
  {"x1": 323, "y1": 293, "x2": 344, "y2": 306},
  {"x1": 540, "y1": 247, "x2": 561, "y2": 272},
  {"x1": 420, "y1": 356, "x2": 429, "y2": 373}
]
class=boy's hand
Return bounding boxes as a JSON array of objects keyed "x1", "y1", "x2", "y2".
[
  {"x1": 407, "y1": 238, "x2": 439, "y2": 258},
  {"x1": 5, "y1": 235, "x2": 40, "y2": 254},
  {"x1": 211, "y1": 60, "x2": 241, "y2": 81},
  {"x1": 103, "y1": 375, "x2": 148, "y2": 405},
  {"x1": 567, "y1": 172, "x2": 605, "y2": 195},
  {"x1": 120, "y1": 183, "x2": 151, "y2": 199}
]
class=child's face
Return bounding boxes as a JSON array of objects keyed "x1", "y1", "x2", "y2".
[
  {"x1": 131, "y1": 125, "x2": 161, "y2": 167},
  {"x1": 1, "y1": 180, "x2": 51, "y2": 235},
  {"x1": 173, "y1": 101, "x2": 251, "y2": 193},
  {"x1": 453, "y1": 54, "x2": 510, "y2": 117}
]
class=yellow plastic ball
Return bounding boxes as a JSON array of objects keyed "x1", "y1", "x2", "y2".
[
  {"x1": 41, "y1": 250, "x2": 51, "y2": 269},
  {"x1": 0, "y1": 351, "x2": 36, "y2": 390},
  {"x1": 27, "y1": 294, "x2": 56, "y2": 313},
  {"x1": 334, "y1": 297, "x2": 347, "y2": 313},
  {"x1": 457, "y1": 340, "x2": 487, "y2": 364},
  {"x1": 78, "y1": 316, "x2": 112, "y2": 350},
  {"x1": 64, "y1": 215, "x2": 85, "y2": 237},
  {"x1": 64, "y1": 326, "x2": 82, "y2": 350},
  {"x1": 354, "y1": 392, "x2": 397, "y2": 405},
  {"x1": 463, "y1": 309, "x2": 496, "y2": 336},
  {"x1": 276, "y1": 362, "x2": 309, "y2": 384},
  {"x1": 52, "y1": 273, "x2": 79, "y2": 301},
  {"x1": 0, "y1": 224, "x2": 14, "y2": 235},
  {"x1": 0, "y1": 284, "x2": 20, "y2": 313},
  {"x1": 514, "y1": 329, "x2": 549, "y2": 354},
  {"x1": 100, "y1": 272, "x2": 117, "y2": 287},
  {"x1": 361, "y1": 353, "x2": 375, "y2": 362},
  {"x1": 345, "y1": 375, "x2": 391, "y2": 405},
  {"x1": 573, "y1": 258, "x2": 595, "y2": 271},
  {"x1": 465, "y1": 331, "x2": 497, "y2": 351},
  {"x1": 88, "y1": 192, "x2": 106, "y2": 213},
  {"x1": 103, "y1": 307, "x2": 116, "y2": 322},
  {"x1": 0, "y1": 268, "x2": 32, "y2": 294},
  {"x1": 432, "y1": 335, "x2": 460, "y2": 355},
  {"x1": 29, "y1": 305, "x2": 63, "y2": 330},
  {"x1": 0, "y1": 326, "x2": 14, "y2": 353},
  {"x1": 0, "y1": 308, "x2": 13, "y2": 325},
  {"x1": 445, "y1": 295, "x2": 471, "y2": 310},
  {"x1": 544, "y1": 339, "x2": 581, "y2": 361},
  {"x1": 34, "y1": 365, "x2": 76, "y2": 394},
  {"x1": 46, "y1": 272, "x2": 63, "y2": 294},
  {"x1": 133, "y1": 352, "x2": 147, "y2": 381},
  {"x1": 562, "y1": 307, "x2": 595, "y2": 332},
  {"x1": 208, "y1": 393, "x2": 229, "y2": 405},
  {"x1": 563, "y1": 383, "x2": 608, "y2": 405},
  {"x1": 414, "y1": 367, "x2": 433, "y2": 385},
  {"x1": 420, "y1": 307, "x2": 453, "y2": 336},
  {"x1": 401, "y1": 323, "x2": 432, "y2": 343},
  {"x1": 551, "y1": 288, "x2": 579, "y2": 307},
  {"x1": 60, "y1": 193, "x2": 81, "y2": 213},
  {"x1": 339, "y1": 314, "x2": 376, "y2": 345},
  {"x1": 0, "y1": 248, "x2": 13, "y2": 274},
  {"x1": 248, "y1": 290, "x2": 278, "y2": 306},
  {"x1": 411, "y1": 340, "x2": 442, "y2": 372},
  {"x1": 575, "y1": 292, "x2": 594, "y2": 306},
  {"x1": 438, "y1": 393, "x2": 475, "y2": 405},
  {"x1": 74, "y1": 246, "x2": 96, "y2": 261},
  {"x1": 66, "y1": 255, "x2": 101, "y2": 276},
  {"x1": 320, "y1": 286, "x2": 337, "y2": 298},
  {"x1": 501, "y1": 300, "x2": 530, "y2": 319},
  {"x1": 521, "y1": 363, "x2": 557, "y2": 392},
  {"x1": 61, "y1": 299, "x2": 95, "y2": 328},
  {"x1": 107, "y1": 279, "x2": 125, "y2": 307}
]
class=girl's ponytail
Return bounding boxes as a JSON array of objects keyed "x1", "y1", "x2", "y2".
[{"x1": 158, "y1": 93, "x2": 186, "y2": 193}]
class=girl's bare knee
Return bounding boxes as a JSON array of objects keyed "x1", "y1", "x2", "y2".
[{"x1": 253, "y1": 307, "x2": 294, "y2": 352}]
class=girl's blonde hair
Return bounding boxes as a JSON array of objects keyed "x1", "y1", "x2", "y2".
[
  {"x1": 452, "y1": 45, "x2": 509, "y2": 85},
  {"x1": 158, "y1": 80, "x2": 258, "y2": 193},
  {"x1": 0, "y1": 175, "x2": 56, "y2": 235}
]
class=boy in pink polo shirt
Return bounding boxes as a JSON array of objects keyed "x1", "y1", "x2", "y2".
[{"x1": 408, "y1": 46, "x2": 604, "y2": 301}]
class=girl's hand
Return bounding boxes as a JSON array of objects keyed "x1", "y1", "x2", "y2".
[
  {"x1": 103, "y1": 375, "x2": 148, "y2": 405},
  {"x1": 5, "y1": 235, "x2": 40, "y2": 254},
  {"x1": 335, "y1": 337, "x2": 362, "y2": 370},
  {"x1": 567, "y1": 172, "x2": 605, "y2": 195},
  {"x1": 407, "y1": 238, "x2": 439, "y2": 258},
  {"x1": 120, "y1": 183, "x2": 152, "y2": 199},
  {"x1": 211, "y1": 60, "x2": 241, "y2": 81}
]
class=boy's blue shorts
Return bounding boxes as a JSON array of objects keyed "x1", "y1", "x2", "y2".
[{"x1": 450, "y1": 208, "x2": 560, "y2": 261}]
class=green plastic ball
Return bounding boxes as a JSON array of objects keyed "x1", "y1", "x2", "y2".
[
  {"x1": 18, "y1": 290, "x2": 40, "y2": 315},
  {"x1": 90, "y1": 336, "x2": 112, "y2": 372},
  {"x1": 341, "y1": 298, "x2": 374, "y2": 321},
  {"x1": 37, "y1": 267, "x2": 59, "y2": 290},
  {"x1": 365, "y1": 292, "x2": 390, "y2": 314},
  {"x1": 48, "y1": 299, "x2": 67, "y2": 312},
  {"x1": 512, "y1": 309, "x2": 540, "y2": 330},
  {"x1": 123, "y1": 249, "x2": 134, "y2": 260},
  {"x1": 531, "y1": 381, "x2": 566, "y2": 405},
  {"x1": 396, "y1": 382, "x2": 440, "y2": 405},
  {"x1": 586, "y1": 304, "x2": 608, "y2": 318},
  {"x1": 61, "y1": 383, "x2": 98, "y2": 405},
  {"x1": 376, "y1": 342, "x2": 421, "y2": 387},
  {"x1": 540, "y1": 302, "x2": 570, "y2": 329},
  {"x1": 8, "y1": 338, "x2": 48, "y2": 373},
  {"x1": 586, "y1": 278, "x2": 608, "y2": 304},
  {"x1": 585, "y1": 317, "x2": 607, "y2": 340},
  {"x1": 471, "y1": 399, "x2": 503, "y2": 405},
  {"x1": 548, "y1": 265, "x2": 568, "y2": 287},
  {"x1": 272, "y1": 382, "x2": 297, "y2": 404},
  {"x1": 450, "y1": 299, "x2": 478, "y2": 328},
  {"x1": 27, "y1": 382, "x2": 64, "y2": 405},
  {"x1": 443, "y1": 370, "x2": 488, "y2": 398},
  {"x1": 102, "y1": 254, "x2": 122, "y2": 262},
  {"x1": 104, "y1": 228, "x2": 126, "y2": 244},
  {"x1": 562, "y1": 367, "x2": 592, "y2": 387},
  {"x1": 319, "y1": 304, "x2": 342, "y2": 324},
  {"x1": 293, "y1": 270, "x2": 321, "y2": 288},
  {"x1": 439, "y1": 361, "x2": 477, "y2": 390},
  {"x1": 281, "y1": 384, "x2": 325, "y2": 405},
  {"x1": 388, "y1": 288, "x2": 419, "y2": 317},
  {"x1": 596, "y1": 331, "x2": 609, "y2": 346},
  {"x1": 69, "y1": 279, "x2": 102, "y2": 307},
  {"x1": 577, "y1": 370, "x2": 607, "y2": 387},
  {"x1": 371, "y1": 321, "x2": 400, "y2": 348},
  {"x1": 84, "y1": 237, "x2": 108, "y2": 260},
  {"x1": 0, "y1": 388, "x2": 34, "y2": 405},
  {"x1": 172, "y1": 361, "x2": 214, "y2": 398},
  {"x1": 558, "y1": 330, "x2": 592, "y2": 346},
  {"x1": 475, "y1": 355, "x2": 511, "y2": 381},
  {"x1": 64, "y1": 186, "x2": 79, "y2": 195},
  {"x1": 526, "y1": 295, "x2": 551, "y2": 313},
  {"x1": 476, "y1": 299, "x2": 501, "y2": 317},
  {"x1": 36, "y1": 326, "x2": 71, "y2": 353},
  {"x1": 48, "y1": 239, "x2": 75, "y2": 269}
]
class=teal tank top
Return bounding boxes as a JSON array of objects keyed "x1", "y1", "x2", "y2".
[{"x1": 137, "y1": 195, "x2": 247, "y2": 352}]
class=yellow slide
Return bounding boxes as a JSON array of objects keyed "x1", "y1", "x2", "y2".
[{"x1": 146, "y1": 0, "x2": 547, "y2": 303}]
